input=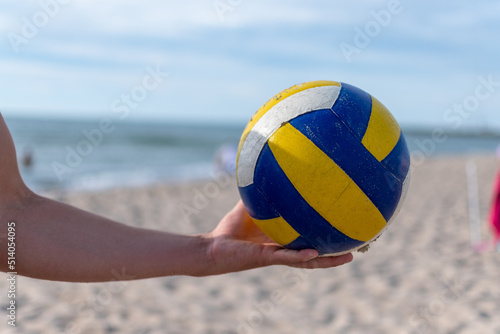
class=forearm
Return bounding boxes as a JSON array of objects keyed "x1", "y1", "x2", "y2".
[
  {"x1": 0, "y1": 114, "x2": 353, "y2": 282},
  {"x1": 1, "y1": 193, "x2": 213, "y2": 282}
]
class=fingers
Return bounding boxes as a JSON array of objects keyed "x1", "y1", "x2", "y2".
[
  {"x1": 292, "y1": 253, "x2": 354, "y2": 269},
  {"x1": 270, "y1": 248, "x2": 353, "y2": 269}
]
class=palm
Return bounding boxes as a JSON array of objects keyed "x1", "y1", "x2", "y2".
[
  {"x1": 213, "y1": 201, "x2": 275, "y2": 244},
  {"x1": 205, "y1": 201, "x2": 353, "y2": 276}
]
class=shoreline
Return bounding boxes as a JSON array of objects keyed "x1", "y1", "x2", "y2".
[{"x1": 40, "y1": 150, "x2": 497, "y2": 197}]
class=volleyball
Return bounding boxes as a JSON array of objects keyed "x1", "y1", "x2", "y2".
[{"x1": 236, "y1": 80, "x2": 411, "y2": 255}]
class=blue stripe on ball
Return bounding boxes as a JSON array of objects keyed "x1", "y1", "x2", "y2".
[
  {"x1": 284, "y1": 235, "x2": 316, "y2": 251},
  {"x1": 331, "y1": 83, "x2": 373, "y2": 139},
  {"x1": 238, "y1": 183, "x2": 280, "y2": 220},
  {"x1": 381, "y1": 133, "x2": 411, "y2": 182},
  {"x1": 289, "y1": 109, "x2": 403, "y2": 222},
  {"x1": 254, "y1": 143, "x2": 365, "y2": 255}
]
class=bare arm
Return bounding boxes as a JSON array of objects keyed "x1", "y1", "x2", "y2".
[
  {"x1": 1, "y1": 193, "x2": 213, "y2": 281},
  {"x1": 0, "y1": 114, "x2": 352, "y2": 282}
]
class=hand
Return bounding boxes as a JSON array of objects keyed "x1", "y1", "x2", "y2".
[{"x1": 202, "y1": 201, "x2": 353, "y2": 276}]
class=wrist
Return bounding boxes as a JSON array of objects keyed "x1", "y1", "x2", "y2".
[{"x1": 185, "y1": 233, "x2": 216, "y2": 277}]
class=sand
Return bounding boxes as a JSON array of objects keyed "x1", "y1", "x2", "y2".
[{"x1": 2, "y1": 153, "x2": 500, "y2": 334}]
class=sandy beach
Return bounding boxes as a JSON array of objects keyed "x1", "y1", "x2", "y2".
[{"x1": 2, "y1": 153, "x2": 500, "y2": 334}]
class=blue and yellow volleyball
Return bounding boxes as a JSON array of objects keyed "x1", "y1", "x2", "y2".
[{"x1": 236, "y1": 80, "x2": 411, "y2": 255}]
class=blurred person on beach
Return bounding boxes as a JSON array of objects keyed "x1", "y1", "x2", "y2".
[
  {"x1": 213, "y1": 143, "x2": 237, "y2": 176},
  {"x1": 488, "y1": 145, "x2": 500, "y2": 251},
  {"x1": 20, "y1": 146, "x2": 34, "y2": 170},
  {"x1": 0, "y1": 114, "x2": 352, "y2": 282}
]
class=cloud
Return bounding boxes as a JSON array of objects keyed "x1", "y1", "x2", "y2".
[{"x1": 0, "y1": 0, "x2": 499, "y2": 128}]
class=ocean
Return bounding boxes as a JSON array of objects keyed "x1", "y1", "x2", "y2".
[{"x1": 5, "y1": 116, "x2": 500, "y2": 193}]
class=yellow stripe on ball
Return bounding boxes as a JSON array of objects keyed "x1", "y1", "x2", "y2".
[
  {"x1": 268, "y1": 123, "x2": 387, "y2": 242},
  {"x1": 361, "y1": 97, "x2": 401, "y2": 162},
  {"x1": 252, "y1": 216, "x2": 300, "y2": 246}
]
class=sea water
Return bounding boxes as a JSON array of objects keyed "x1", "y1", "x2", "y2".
[
  {"x1": 5, "y1": 116, "x2": 500, "y2": 193},
  {"x1": 6, "y1": 117, "x2": 242, "y2": 192}
]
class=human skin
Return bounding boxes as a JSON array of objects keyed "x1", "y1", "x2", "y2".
[{"x1": 0, "y1": 114, "x2": 352, "y2": 282}]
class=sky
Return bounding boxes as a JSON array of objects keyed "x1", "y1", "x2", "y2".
[{"x1": 0, "y1": 0, "x2": 499, "y2": 130}]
